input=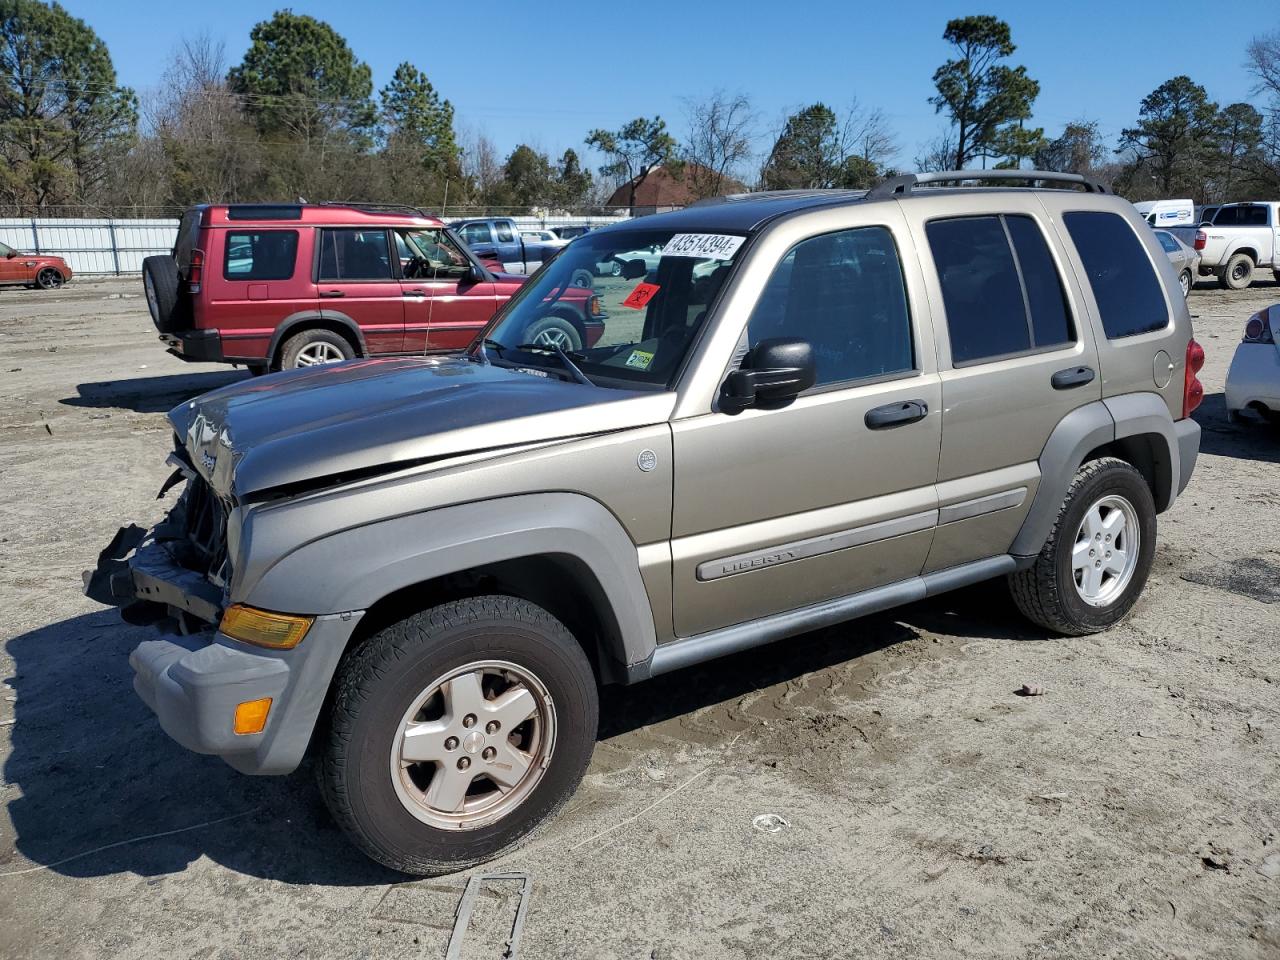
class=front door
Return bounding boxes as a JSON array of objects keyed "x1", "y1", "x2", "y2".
[
  {"x1": 316, "y1": 228, "x2": 404, "y2": 354},
  {"x1": 670, "y1": 210, "x2": 942, "y2": 638},
  {"x1": 395, "y1": 228, "x2": 500, "y2": 351},
  {"x1": 901, "y1": 193, "x2": 1102, "y2": 573},
  {"x1": 0, "y1": 243, "x2": 25, "y2": 283}
]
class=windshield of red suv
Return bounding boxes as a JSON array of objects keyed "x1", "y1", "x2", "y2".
[{"x1": 475, "y1": 227, "x2": 745, "y2": 388}]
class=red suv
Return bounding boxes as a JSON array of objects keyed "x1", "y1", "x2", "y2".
[{"x1": 142, "y1": 203, "x2": 604, "y2": 372}]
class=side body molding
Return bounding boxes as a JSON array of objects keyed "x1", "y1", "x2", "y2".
[{"x1": 244, "y1": 493, "x2": 659, "y2": 669}]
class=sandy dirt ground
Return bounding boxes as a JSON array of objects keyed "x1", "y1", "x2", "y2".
[{"x1": 1, "y1": 275, "x2": 1278, "y2": 959}]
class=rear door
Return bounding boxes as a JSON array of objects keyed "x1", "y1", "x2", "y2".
[
  {"x1": 316, "y1": 228, "x2": 403, "y2": 354},
  {"x1": 491, "y1": 219, "x2": 525, "y2": 272},
  {"x1": 395, "y1": 228, "x2": 499, "y2": 351},
  {"x1": 210, "y1": 226, "x2": 312, "y2": 361},
  {"x1": 902, "y1": 193, "x2": 1101, "y2": 573},
  {"x1": 0, "y1": 242, "x2": 23, "y2": 283},
  {"x1": 670, "y1": 206, "x2": 942, "y2": 637}
]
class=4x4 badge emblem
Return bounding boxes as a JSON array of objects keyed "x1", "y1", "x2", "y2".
[{"x1": 636, "y1": 449, "x2": 658, "y2": 472}]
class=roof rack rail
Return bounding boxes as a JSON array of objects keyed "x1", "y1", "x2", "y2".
[
  {"x1": 312, "y1": 200, "x2": 436, "y2": 218},
  {"x1": 866, "y1": 169, "x2": 1109, "y2": 200}
]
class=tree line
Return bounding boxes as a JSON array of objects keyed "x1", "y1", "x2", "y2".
[{"x1": 1, "y1": 3, "x2": 1277, "y2": 216}]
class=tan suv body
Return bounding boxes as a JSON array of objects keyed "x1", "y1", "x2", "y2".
[{"x1": 87, "y1": 171, "x2": 1202, "y2": 875}]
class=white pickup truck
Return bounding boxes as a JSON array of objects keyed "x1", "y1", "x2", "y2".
[{"x1": 1169, "y1": 202, "x2": 1280, "y2": 290}]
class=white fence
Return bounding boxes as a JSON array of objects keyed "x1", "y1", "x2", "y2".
[
  {"x1": 0, "y1": 213, "x2": 636, "y2": 277},
  {"x1": 0, "y1": 218, "x2": 180, "y2": 276}
]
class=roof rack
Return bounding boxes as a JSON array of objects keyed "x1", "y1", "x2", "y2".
[
  {"x1": 691, "y1": 188, "x2": 867, "y2": 208},
  {"x1": 866, "y1": 169, "x2": 1110, "y2": 200},
  {"x1": 313, "y1": 200, "x2": 436, "y2": 218}
]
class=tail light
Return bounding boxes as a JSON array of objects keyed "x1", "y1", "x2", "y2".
[
  {"x1": 589, "y1": 294, "x2": 603, "y2": 317},
  {"x1": 1243, "y1": 308, "x2": 1274, "y2": 344},
  {"x1": 187, "y1": 249, "x2": 204, "y2": 294},
  {"x1": 1182, "y1": 337, "x2": 1205, "y2": 418},
  {"x1": 1193, "y1": 230, "x2": 1206, "y2": 251}
]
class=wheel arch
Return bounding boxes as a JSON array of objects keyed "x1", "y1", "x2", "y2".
[
  {"x1": 267, "y1": 312, "x2": 367, "y2": 367},
  {"x1": 239, "y1": 493, "x2": 658, "y2": 684},
  {"x1": 1011, "y1": 396, "x2": 1183, "y2": 558}
]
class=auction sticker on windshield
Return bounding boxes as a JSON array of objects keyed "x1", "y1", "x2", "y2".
[{"x1": 662, "y1": 233, "x2": 745, "y2": 260}]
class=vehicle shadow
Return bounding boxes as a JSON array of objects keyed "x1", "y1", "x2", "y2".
[
  {"x1": 60, "y1": 370, "x2": 250, "y2": 414},
  {"x1": 1194, "y1": 392, "x2": 1280, "y2": 464},
  {"x1": 4, "y1": 587, "x2": 1030, "y2": 883},
  {"x1": 2, "y1": 611, "x2": 398, "y2": 885}
]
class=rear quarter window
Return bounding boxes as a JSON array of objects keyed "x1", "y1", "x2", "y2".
[
  {"x1": 1063, "y1": 211, "x2": 1168, "y2": 339},
  {"x1": 223, "y1": 230, "x2": 299, "y2": 281}
]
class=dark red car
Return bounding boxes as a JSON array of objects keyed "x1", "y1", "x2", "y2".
[
  {"x1": 0, "y1": 241, "x2": 72, "y2": 289},
  {"x1": 142, "y1": 203, "x2": 604, "y2": 372}
]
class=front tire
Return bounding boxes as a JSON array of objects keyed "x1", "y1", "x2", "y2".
[
  {"x1": 321, "y1": 596, "x2": 598, "y2": 876},
  {"x1": 1008, "y1": 457, "x2": 1156, "y2": 636},
  {"x1": 36, "y1": 267, "x2": 64, "y2": 290},
  {"x1": 524, "y1": 314, "x2": 582, "y2": 351}
]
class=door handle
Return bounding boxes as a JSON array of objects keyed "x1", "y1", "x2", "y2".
[
  {"x1": 402, "y1": 289, "x2": 426, "y2": 297},
  {"x1": 319, "y1": 289, "x2": 345, "y2": 298},
  {"x1": 1051, "y1": 365, "x2": 1095, "y2": 390},
  {"x1": 865, "y1": 400, "x2": 928, "y2": 429}
]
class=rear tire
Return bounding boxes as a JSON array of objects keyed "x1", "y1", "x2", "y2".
[
  {"x1": 142, "y1": 255, "x2": 184, "y2": 330},
  {"x1": 1221, "y1": 252, "x2": 1254, "y2": 290},
  {"x1": 320, "y1": 596, "x2": 598, "y2": 876},
  {"x1": 1179, "y1": 269, "x2": 1192, "y2": 297},
  {"x1": 1008, "y1": 457, "x2": 1156, "y2": 636},
  {"x1": 523, "y1": 314, "x2": 582, "y2": 351},
  {"x1": 278, "y1": 328, "x2": 355, "y2": 370}
]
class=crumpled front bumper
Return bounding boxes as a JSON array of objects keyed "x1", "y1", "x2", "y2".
[{"x1": 85, "y1": 524, "x2": 363, "y2": 775}]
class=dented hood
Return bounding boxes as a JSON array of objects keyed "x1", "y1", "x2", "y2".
[{"x1": 168, "y1": 356, "x2": 674, "y2": 499}]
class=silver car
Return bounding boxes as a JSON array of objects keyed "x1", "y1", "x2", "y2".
[
  {"x1": 87, "y1": 169, "x2": 1202, "y2": 876},
  {"x1": 1154, "y1": 229, "x2": 1200, "y2": 297}
]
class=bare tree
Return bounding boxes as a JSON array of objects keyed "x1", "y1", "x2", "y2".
[
  {"x1": 681, "y1": 90, "x2": 756, "y2": 198},
  {"x1": 1246, "y1": 31, "x2": 1280, "y2": 192},
  {"x1": 760, "y1": 99, "x2": 897, "y2": 189},
  {"x1": 457, "y1": 125, "x2": 506, "y2": 210},
  {"x1": 915, "y1": 132, "x2": 957, "y2": 173}
]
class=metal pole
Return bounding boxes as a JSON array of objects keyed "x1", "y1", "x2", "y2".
[
  {"x1": 30, "y1": 217, "x2": 40, "y2": 254},
  {"x1": 107, "y1": 219, "x2": 121, "y2": 276}
]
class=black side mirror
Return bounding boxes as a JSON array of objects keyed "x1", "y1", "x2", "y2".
[
  {"x1": 5, "y1": 250, "x2": 14, "y2": 259},
  {"x1": 720, "y1": 338, "x2": 816, "y2": 413},
  {"x1": 620, "y1": 258, "x2": 648, "y2": 280}
]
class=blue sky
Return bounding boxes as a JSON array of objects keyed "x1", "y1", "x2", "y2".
[{"x1": 82, "y1": 0, "x2": 1263, "y2": 170}]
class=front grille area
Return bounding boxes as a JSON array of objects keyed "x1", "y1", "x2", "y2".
[{"x1": 171, "y1": 474, "x2": 230, "y2": 585}]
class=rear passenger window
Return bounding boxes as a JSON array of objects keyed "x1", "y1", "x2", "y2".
[
  {"x1": 1063, "y1": 211, "x2": 1168, "y2": 339},
  {"x1": 926, "y1": 215, "x2": 1074, "y2": 364},
  {"x1": 318, "y1": 229, "x2": 392, "y2": 281},
  {"x1": 494, "y1": 221, "x2": 515, "y2": 242},
  {"x1": 460, "y1": 223, "x2": 492, "y2": 246},
  {"x1": 747, "y1": 226, "x2": 914, "y2": 388},
  {"x1": 1156, "y1": 232, "x2": 1179, "y2": 253},
  {"x1": 223, "y1": 230, "x2": 298, "y2": 281}
]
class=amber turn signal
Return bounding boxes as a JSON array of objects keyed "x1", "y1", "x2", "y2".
[
  {"x1": 220, "y1": 604, "x2": 313, "y2": 649},
  {"x1": 233, "y1": 697, "x2": 272, "y2": 735}
]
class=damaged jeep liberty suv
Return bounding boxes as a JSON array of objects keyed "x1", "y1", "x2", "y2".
[{"x1": 87, "y1": 170, "x2": 1203, "y2": 875}]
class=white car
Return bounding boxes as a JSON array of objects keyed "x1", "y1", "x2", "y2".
[
  {"x1": 1225, "y1": 303, "x2": 1280, "y2": 423},
  {"x1": 521, "y1": 229, "x2": 569, "y2": 249},
  {"x1": 596, "y1": 243, "x2": 663, "y2": 277}
]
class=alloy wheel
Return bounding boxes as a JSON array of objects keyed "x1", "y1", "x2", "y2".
[
  {"x1": 293, "y1": 342, "x2": 346, "y2": 366},
  {"x1": 1071, "y1": 494, "x2": 1140, "y2": 607},
  {"x1": 389, "y1": 660, "x2": 556, "y2": 830},
  {"x1": 37, "y1": 268, "x2": 62, "y2": 290}
]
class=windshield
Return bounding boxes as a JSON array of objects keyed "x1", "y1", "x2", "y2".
[{"x1": 474, "y1": 227, "x2": 745, "y2": 388}]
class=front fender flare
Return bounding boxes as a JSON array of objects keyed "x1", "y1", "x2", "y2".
[{"x1": 243, "y1": 492, "x2": 659, "y2": 669}]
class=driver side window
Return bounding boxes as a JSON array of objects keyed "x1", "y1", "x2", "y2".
[
  {"x1": 395, "y1": 229, "x2": 470, "y2": 278},
  {"x1": 746, "y1": 226, "x2": 915, "y2": 388}
]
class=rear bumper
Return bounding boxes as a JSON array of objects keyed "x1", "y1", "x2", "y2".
[
  {"x1": 1225, "y1": 341, "x2": 1280, "y2": 414},
  {"x1": 160, "y1": 328, "x2": 225, "y2": 364},
  {"x1": 85, "y1": 523, "x2": 363, "y2": 775},
  {"x1": 1174, "y1": 416, "x2": 1200, "y2": 496}
]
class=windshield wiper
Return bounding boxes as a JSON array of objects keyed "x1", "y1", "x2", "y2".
[
  {"x1": 470, "y1": 338, "x2": 507, "y2": 364},
  {"x1": 514, "y1": 343, "x2": 594, "y2": 386}
]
